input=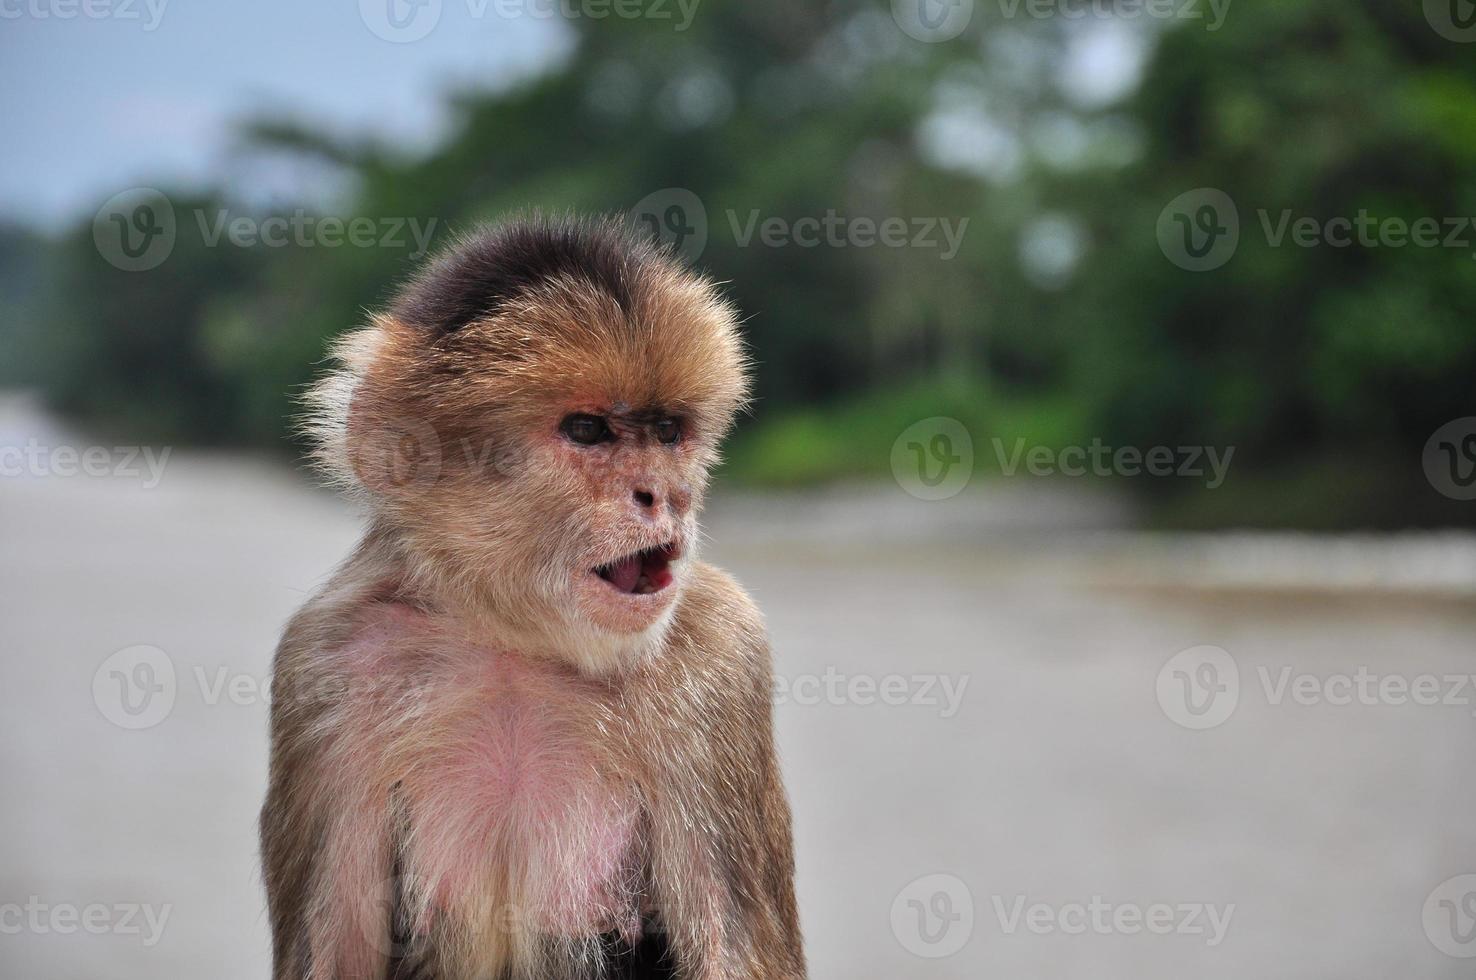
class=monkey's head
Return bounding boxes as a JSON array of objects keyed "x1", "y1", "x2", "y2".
[{"x1": 310, "y1": 216, "x2": 749, "y2": 673}]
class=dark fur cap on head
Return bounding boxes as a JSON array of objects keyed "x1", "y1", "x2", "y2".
[{"x1": 391, "y1": 216, "x2": 648, "y2": 332}]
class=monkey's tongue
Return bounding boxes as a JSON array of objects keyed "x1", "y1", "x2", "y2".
[
  {"x1": 596, "y1": 544, "x2": 679, "y2": 594},
  {"x1": 606, "y1": 554, "x2": 643, "y2": 593}
]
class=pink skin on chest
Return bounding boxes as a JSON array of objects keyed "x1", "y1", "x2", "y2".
[{"x1": 323, "y1": 602, "x2": 644, "y2": 946}]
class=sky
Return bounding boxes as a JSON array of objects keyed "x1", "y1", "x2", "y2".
[
  {"x1": 0, "y1": 0, "x2": 1145, "y2": 232},
  {"x1": 0, "y1": 0, "x2": 570, "y2": 229}
]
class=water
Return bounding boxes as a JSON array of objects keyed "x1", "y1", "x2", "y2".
[{"x1": 3, "y1": 397, "x2": 1474, "y2": 978}]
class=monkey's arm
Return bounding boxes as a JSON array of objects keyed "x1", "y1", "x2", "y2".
[
  {"x1": 644, "y1": 565, "x2": 806, "y2": 980},
  {"x1": 260, "y1": 546, "x2": 403, "y2": 980}
]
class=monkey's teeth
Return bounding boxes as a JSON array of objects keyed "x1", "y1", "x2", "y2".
[{"x1": 595, "y1": 543, "x2": 678, "y2": 595}]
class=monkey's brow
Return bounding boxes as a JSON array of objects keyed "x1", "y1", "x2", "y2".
[{"x1": 611, "y1": 407, "x2": 680, "y2": 426}]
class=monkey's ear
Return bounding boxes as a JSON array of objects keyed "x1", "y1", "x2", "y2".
[
  {"x1": 301, "y1": 321, "x2": 425, "y2": 495},
  {"x1": 342, "y1": 394, "x2": 446, "y2": 495}
]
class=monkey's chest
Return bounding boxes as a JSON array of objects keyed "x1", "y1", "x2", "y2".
[{"x1": 384, "y1": 652, "x2": 647, "y2": 938}]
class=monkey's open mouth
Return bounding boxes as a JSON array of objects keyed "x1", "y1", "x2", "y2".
[{"x1": 593, "y1": 543, "x2": 680, "y2": 595}]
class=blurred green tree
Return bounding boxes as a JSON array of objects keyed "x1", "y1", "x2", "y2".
[
  {"x1": 1049, "y1": 0, "x2": 1476, "y2": 525},
  {"x1": 10, "y1": 0, "x2": 1475, "y2": 526}
]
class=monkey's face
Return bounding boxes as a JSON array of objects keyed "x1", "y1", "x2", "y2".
[
  {"x1": 541, "y1": 405, "x2": 706, "y2": 638},
  {"x1": 322, "y1": 218, "x2": 749, "y2": 671}
]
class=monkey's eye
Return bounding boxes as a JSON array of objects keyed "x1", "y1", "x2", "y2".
[
  {"x1": 561, "y1": 414, "x2": 612, "y2": 446},
  {"x1": 654, "y1": 418, "x2": 682, "y2": 445}
]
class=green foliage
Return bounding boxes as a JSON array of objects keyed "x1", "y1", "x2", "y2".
[
  {"x1": 1059, "y1": 0, "x2": 1476, "y2": 460},
  {"x1": 8, "y1": 0, "x2": 1475, "y2": 527},
  {"x1": 725, "y1": 379, "x2": 1085, "y2": 486}
]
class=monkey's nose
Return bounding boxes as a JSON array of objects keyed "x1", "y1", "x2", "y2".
[{"x1": 632, "y1": 488, "x2": 656, "y2": 509}]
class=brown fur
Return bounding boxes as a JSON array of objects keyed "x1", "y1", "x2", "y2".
[{"x1": 261, "y1": 216, "x2": 804, "y2": 979}]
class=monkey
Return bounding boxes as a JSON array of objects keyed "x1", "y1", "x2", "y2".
[{"x1": 259, "y1": 215, "x2": 805, "y2": 980}]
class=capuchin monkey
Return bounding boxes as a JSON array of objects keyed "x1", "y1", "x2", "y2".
[{"x1": 259, "y1": 216, "x2": 805, "y2": 980}]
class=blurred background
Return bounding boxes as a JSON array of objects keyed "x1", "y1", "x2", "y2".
[{"x1": 3, "y1": 0, "x2": 1476, "y2": 977}]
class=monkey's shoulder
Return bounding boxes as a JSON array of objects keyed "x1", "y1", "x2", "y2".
[{"x1": 665, "y1": 560, "x2": 771, "y2": 675}]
